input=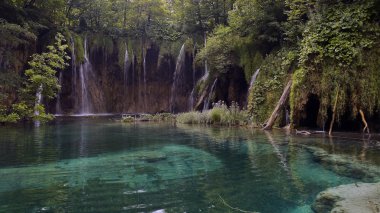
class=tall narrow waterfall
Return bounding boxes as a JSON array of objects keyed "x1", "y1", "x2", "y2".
[
  {"x1": 201, "y1": 35, "x2": 209, "y2": 81},
  {"x1": 188, "y1": 89, "x2": 195, "y2": 111},
  {"x1": 34, "y1": 85, "x2": 43, "y2": 126},
  {"x1": 70, "y1": 37, "x2": 77, "y2": 94},
  {"x1": 248, "y1": 68, "x2": 260, "y2": 93},
  {"x1": 188, "y1": 45, "x2": 196, "y2": 111},
  {"x1": 55, "y1": 71, "x2": 63, "y2": 114},
  {"x1": 78, "y1": 38, "x2": 92, "y2": 114},
  {"x1": 143, "y1": 53, "x2": 147, "y2": 111},
  {"x1": 170, "y1": 44, "x2": 186, "y2": 113},
  {"x1": 246, "y1": 68, "x2": 261, "y2": 106},
  {"x1": 124, "y1": 47, "x2": 129, "y2": 87},
  {"x1": 203, "y1": 78, "x2": 218, "y2": 111}
]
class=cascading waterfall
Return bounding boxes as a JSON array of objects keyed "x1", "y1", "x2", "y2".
[
  {"x1": 34, "y1": 85, "x2": 43, "y2": 126},
  {"x1": 170, "y1": 44, "x2": 186, "y2": 113},
  {"x1": 56, "y1": 37, "x2": 77, "y2": 115},
  {"x1": 203, "y1": 78, "x2": 218, "y2": 111},
  {"x1": 78, "y1": 37, "x2": 93, "y2": 114}
]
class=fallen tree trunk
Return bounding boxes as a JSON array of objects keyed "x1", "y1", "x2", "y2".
[
  {"x1": 328, "y1": 89, "x2": 340, "y2": 136},
  {"x1": 262, "y1": 80, "x2": 292, "y2": 130},
  {"x1": 359, "y1": 109, "x2": 370, "y2": 134}
]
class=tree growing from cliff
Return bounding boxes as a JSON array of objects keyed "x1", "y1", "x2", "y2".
[{"x1": 7, "y1": 33, "x2": 70, "y2": 123}]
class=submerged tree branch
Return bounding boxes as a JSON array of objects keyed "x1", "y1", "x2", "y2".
[{"x1": 218, "y1": 195, "x2": 259, "y2": 213}]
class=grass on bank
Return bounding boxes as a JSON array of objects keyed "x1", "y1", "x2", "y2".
[{"x1": 177, "y1": 101, "x2": 250, "y2": 126}]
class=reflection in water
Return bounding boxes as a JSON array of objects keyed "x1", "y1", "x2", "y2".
[
  {"x1": 264, "y1": 131, "x2": 290, "y2": 174},
  {"x1": 0, "y1": 120, "x2": 379, "y2": 213}
]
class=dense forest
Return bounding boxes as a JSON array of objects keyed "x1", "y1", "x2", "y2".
[{"x1": 0, "y1": 0, "x2": 380, "y2": 131}]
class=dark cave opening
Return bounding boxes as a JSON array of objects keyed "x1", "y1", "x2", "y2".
[{"x1": 300, "y1": 94, "x2": 320, "y2": 128}]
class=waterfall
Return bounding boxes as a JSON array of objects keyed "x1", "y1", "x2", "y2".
[
  {"x1": 124, "y1": 47, "x2": 129, "y2": 87},
  {"x1": 188, "y1": 45, "x2": 196, "y2": 111},
  {"x1": 285, "y1": 109, "x2": 290, "y2": 126},
  {"x1": 141, "y1": 52, "x2": 147, "y2": 111},
  {"x1": 201, "y1": 35, "x2": 209, "y2": 81},
  {"x1": 34, "y1": 85, "x2": 43, "y2": 126},
  {"x1": 246, "y1": 68, "x2": 261, "y2": 106},
  {"x1": 188, "y1": 89, "x2": 195, "y2": 111},
  {"x1": 78, "y1": 37, "x2": 93, "y2": 114},
  {"x1": 143, "y1": 55, "x2": 146, "y2": 85},
  {"x1": 203, "y1": 78, "x2": 218, "y2": 111},
  {"x1": 248, "y1": 68, "x2": 261, "y2": 94},
  {"x1": 170, "y1": 44, "x2": 186, "y2": 113},
  {"x1": 55, "y1": 71, "x2": 63, "y2": 114},
  {"x1": 71, "y1": 37, "x2": 77, "y2": 94}
]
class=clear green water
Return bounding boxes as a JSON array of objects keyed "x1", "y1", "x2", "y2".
[{"x1": 0, "y1": 118, "x2": 380, "y2": 213}]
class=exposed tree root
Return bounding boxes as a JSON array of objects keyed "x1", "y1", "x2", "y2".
[{"x1": 359, "y1": 109, "x2": 370, "y2": 134}]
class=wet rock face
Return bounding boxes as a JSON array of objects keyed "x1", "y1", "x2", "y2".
[
  {"x1": 51, "y1": 37, "x2": 248, "y2": 114},
  {"x1": 215, "y1": 66, "x2": 248, "y2": 107},
  {"x1": 52, "y1": 42, "x2": 180, "y2": 114},
  {"x1": 312, "y1": 182, "x2": 380, "y2": 213}
]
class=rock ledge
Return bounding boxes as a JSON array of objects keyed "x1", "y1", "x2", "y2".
[{"x1": 312, "y1": 182, "x2": 380, "y2": 213}]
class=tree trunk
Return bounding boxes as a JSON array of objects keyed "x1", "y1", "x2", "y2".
[
  {"x1": 262, "y1": 80, "x2": 292, "y2": 130},
  {"x1": 359, "y1": 109, "x2": 370, "y2": 134},
  {"x1": 328, "y1": 89, "x2": 340, "y2": 136}
]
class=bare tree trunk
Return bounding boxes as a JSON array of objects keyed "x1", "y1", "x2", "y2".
[
  {"x1": 262, "y1": 80, "x2": 292, "y2": 130},
  {"x1": 328, "y1": 89, "x2": 340, "y2": 136},
  {"x1": 359, "y1": 109, "x2": 370, "y2": 134}
]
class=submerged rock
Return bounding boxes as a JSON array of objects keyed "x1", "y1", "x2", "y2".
[
  {"x1": 0, "y1": 145, "x2": 222, "y2": 193},
  {"x1": 312, "y1": 182, "x2": 380, "y2": 213},
  {"x1": 305, "y1": 146, "x2": 380, "y2": 182}
]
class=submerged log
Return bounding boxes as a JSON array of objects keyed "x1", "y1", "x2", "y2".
[
  {"x1": 262, "y1": 80, "x2": 292, "y2": 130},
  {"x1": 296, "y1": 129, "x2": 311, "y2": 135}
]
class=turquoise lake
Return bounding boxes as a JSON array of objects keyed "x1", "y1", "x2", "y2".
[{"x1": 0, "y1": 117, "x2": 379, "y2": 213}]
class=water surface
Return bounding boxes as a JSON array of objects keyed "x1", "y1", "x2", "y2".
[{"x1": 0, "y1": 118, "x2": 379, "y2": 212}]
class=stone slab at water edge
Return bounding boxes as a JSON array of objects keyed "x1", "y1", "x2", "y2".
[{"x1": 312, "y1": 182, "x2": 380, "y2": 213}]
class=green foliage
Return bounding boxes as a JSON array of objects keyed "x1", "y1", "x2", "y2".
[
  {"x1": 23, "y1": 33, "x2": 70, "y2": 101},
  {"x1": 248, "y1": 49, "x2": 295, "y2": 124},
  {"x1": 122, "y1": 115, "x2": 135, "y2": 123},
  {"x1": 140, "y1": 113, "x2": 175, "y2": 122},
  {"x1": 176, "y1": 111, "x2": 209, "y2": 125},
  {"x1": 0, "y1": 33, "x2": 70, "y2": 124},
  {"x1": 291, "y1": 0, "x2": 380, "y2": 124},
  {"x1": 229, "y1": 0, "x2": 286, "y2": 50},
  {"x1": 196, "y1": 26, "x2": 237, "y2": 76},
  {"x1": 72, "y1": 34, "x2": 85, "y2": 64}
]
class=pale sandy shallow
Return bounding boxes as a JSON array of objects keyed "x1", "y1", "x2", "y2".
[{"x1": 313, "y1": 182, "x2": 380, "y2": 213}]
